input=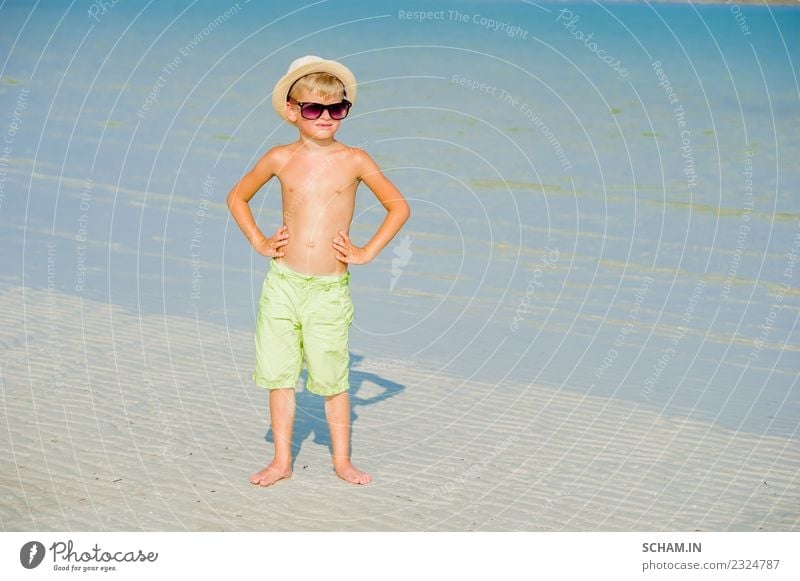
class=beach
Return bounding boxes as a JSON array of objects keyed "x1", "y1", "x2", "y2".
[
  {"x1": 2, "y1": 284, "x2": 797, "y2": 531},
  {"x1": 1, "y1": 0, "x2": 799, "y2": 532}
]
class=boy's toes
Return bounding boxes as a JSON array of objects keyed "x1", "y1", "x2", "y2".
[
  {"x1": 335, "y1": 462, "x2": 372, "y2": 485},
  {"x1": 250, "y1": 464, "x2": 291, "y2": 487}
]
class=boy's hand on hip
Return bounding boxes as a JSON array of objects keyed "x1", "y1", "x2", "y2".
[
  {"x1": 333, "y1": 231, "x2": 371, "y2": 265},
  {"x1": 254, "y1": 225, "x2": 289, "y2": 257}
]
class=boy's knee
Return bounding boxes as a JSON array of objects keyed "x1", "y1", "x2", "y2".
[{"x1": 324, "y1": 389, "x2": 349, "y2": 401}]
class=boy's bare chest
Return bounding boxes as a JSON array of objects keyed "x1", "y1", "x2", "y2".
[{"x1": 277, "y1": 161, "x2": 359, "y2": 200}]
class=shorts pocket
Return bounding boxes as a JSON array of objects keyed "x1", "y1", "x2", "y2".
[{"x1": 337, "y1": 285, "x2": 354, "y2": 325}]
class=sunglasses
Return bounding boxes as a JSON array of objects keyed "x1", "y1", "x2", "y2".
[{"x1": 289, "y1": 97, "x2": 352, "y2": 120}]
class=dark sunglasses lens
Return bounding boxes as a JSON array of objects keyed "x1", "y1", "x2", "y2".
[
  {"x1": 329, "y1": 102, "x2": 350, "y2": 120},
  {"x1": 300, "y1": 103, "x2": 324, "y2": 119}
]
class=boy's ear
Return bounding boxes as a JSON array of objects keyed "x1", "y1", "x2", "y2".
[{"x1": 285, "y1": 100, "x2": 298, "y2": 123}]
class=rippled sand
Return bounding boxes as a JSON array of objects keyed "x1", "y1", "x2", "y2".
[{"x1": 2, "y1": 285, "x2": 796, "y2": 531}]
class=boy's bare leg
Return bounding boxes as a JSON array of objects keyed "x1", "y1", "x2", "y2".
[
  {"x1": 325, "y1": 391, "x2": 372, "y2": 485},
  {"x1": 250, "y1": 388, "x2": 295, "y2": 486}
]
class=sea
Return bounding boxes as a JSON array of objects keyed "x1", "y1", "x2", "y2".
[{"x1": 1, "y1": 0, "x2": 798, "y2": 437}]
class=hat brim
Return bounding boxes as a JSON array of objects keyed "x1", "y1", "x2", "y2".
[{"x1": 272, "y1": 60, "x2": 357, "y2": 122}]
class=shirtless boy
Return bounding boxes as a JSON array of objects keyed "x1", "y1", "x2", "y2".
[{"x1": 226, "y1": 56, "x2": 410, "y2": 486}]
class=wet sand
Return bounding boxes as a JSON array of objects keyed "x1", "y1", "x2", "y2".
[{"x1": 2, "y1": 284, "x2": 796, "y2": 531}]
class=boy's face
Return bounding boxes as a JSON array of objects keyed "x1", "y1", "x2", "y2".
[{"x1": 286, "y1": 89, "x2": 348, "y2": 140}]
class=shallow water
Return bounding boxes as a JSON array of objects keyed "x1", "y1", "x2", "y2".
[{"x1": 1, "y1": 1, "x2": 798, "y2": 437}]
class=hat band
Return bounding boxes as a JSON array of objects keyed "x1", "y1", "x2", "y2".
[{"x1": 285, "y1": 76, "x2": 347, "y2": 102}]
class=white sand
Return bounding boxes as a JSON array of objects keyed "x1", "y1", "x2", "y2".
[{"x1": 1, "y1": 283, "x2": 797, "y2": 531}]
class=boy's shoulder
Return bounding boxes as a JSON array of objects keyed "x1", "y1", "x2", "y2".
[
  {"x1": 337, "y1": 142, "x2": 371, "y2": 159},
  {"x1": 337, "y1": 144, "x2": 376, "y2": 179},
  {"x1": 263, "y1": 143, "x2": 296, "y2": 163}
]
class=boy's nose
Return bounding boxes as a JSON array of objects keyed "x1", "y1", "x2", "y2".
[{"x1": 319, "y1": 109, "x2": 332, "y2": 120}]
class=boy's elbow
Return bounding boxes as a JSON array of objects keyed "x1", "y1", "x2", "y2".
[
  {"x1": 394, "y1": 199, "x2": 410, "y2": 222},
  {"x1": 226, "y1": 191, "x2": 238, "y2": 210}
]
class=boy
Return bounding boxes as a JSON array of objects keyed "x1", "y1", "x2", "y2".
[{"x1": 226, "y1": 56, "x2": 410, "y2": 486}]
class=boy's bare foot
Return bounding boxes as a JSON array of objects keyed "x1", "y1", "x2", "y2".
[
  {"x1": 250, "y1": 461, "x2": 292, "y2": 487},
  {"x1": 333, "y1": 460, "x2": 372, "y2": 485}
]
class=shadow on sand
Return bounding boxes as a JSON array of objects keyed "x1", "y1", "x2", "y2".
[{"x1": 263, "y1": 353, "x2": 405, "y2": 464}]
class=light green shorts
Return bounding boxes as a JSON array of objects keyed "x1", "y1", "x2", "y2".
[{"x1": 252, "y1": 259, "x2": 354, "y2": 396}]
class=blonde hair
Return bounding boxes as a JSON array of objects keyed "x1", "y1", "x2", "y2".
[{"x1": 288, "y1": 72, "x2": 346, "y2": 101}]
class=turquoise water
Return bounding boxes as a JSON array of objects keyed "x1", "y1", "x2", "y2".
[{"x1": 1, "y1": 1, "x2": 798, "y2": 437}]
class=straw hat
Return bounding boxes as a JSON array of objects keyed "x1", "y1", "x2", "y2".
[{"x1": 272, "y1": 55, "x2": 357, "y2": 121}]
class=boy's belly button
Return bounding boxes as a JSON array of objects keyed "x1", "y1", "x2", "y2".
[{"x1": 305, "y1": 240, "x2": 316, "y2": 248}]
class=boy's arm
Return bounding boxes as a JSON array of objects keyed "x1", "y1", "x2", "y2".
[
  {"x1": 226, "y1": 149, "x2": 289, "y2": 257},
  {"x1": 333, "y1": 150, "x2": 410, "y2": 264}
]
